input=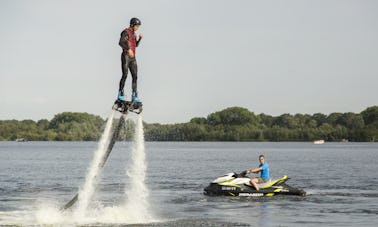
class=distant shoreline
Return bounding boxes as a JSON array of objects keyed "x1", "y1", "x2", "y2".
[{"x1": 0, "y1": 106, "x2": 377, "y2": 142}]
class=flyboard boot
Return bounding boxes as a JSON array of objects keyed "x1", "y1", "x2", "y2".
[
  {"x1": 132, "y1": 91, "x2": 142, "y2": 104},
  {"x1": 113, "y1": 91, "x2": 143, "y2": 114},
  {"x1": 117, "y1": 90, "x2": 126, "y2": 101},
  {"x1": 130, "y1": 91, "x2": 143, "y2": 113}
]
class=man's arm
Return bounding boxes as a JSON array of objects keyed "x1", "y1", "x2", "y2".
[
  {"x1": 136, "y1": 33, "x2": 143, "y2": 47},
  {"x1": 119, "y1": 31, "x2": 130, "y2": 50},
  {"x1": 246, "y1": 167, "x2": 262, "y2": 174}
]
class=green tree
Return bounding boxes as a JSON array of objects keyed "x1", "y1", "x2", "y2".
[
  {"x1": 207, "y1": 107, "x2": 260, "y2": 126},
  {"x1": 259, "y1": 113, "x2": 275, "y2": 128},
  {"x1": 336, "y1": 112, "x2": 365, "y2": 129},
  {"x1": 312, "y1": 113, "x2": 327, "y2": 126},
  {"x1": 361, "y1": 106, "x2": 378, "y2": 125},
  {"x1": 326, "y1": 112, "x2": 343, "y2": 126},
  {"x1": 49, "y1": 112, "x2": 104, "y2": 141},
  {"x1": 190, "y1": 117, "x2": 207, "y2": 124},
  {"x1": 274, "y1": 114, "x2": 298, "y2": 129}
]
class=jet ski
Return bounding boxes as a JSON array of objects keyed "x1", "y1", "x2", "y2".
[{"x1": 204, "y1": 172, "x2": 305, "y2": 197}]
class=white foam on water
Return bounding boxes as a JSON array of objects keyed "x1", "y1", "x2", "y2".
[
  {"x1": 35, "y1": 201, "x2": 66, "y2": 224},
  {"x1": 74, "y1": 110, "x2": 116, "y2": 218},
  {"x1": 122, "y1": 114, "x2": 154, "y2": 223},
  {"x1": 26, "y1": 112, "x2": 159, "y2": 225}
]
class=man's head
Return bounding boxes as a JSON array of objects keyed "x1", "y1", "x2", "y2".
[
  {"x1": 259, "y1": 155, "x2": 265, "y2": 164},
  {"x1": 130, "y1": 17, "x2": 141, "y2": 31}
]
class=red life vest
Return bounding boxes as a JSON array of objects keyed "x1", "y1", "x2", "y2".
[{"x1": 122, "y1": 28, "x2": 137, "y2": 55}]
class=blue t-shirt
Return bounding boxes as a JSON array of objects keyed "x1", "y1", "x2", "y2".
[{"x1": 259, "y1": 162, "x2": 270, "y2": 180}]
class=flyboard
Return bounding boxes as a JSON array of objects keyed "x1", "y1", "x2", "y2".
[
  {"x1": 113, "y1": 99, "x2": 143, "y2": 114},
  {"x1": 61, "y1": 98, "x2": 142, "y2": 211}
]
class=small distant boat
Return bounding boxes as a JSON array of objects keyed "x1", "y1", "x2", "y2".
[
  {"x1": 341, "y1": 139, "x2": 349, "y2": 142},
  {"x1": 313, "y1": 140, "x2": 325, "y2": 144},
  {"x1": 15, "y1": 138, "x2": 27, "y2": 142}
]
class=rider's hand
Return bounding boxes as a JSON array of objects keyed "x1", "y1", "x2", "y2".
[
  {"x1": 139, "y1": 33, "x2": 143, "y2": 39},
  {"x1": 128, "y1": 49, "x2": 134, "y2": 58}
]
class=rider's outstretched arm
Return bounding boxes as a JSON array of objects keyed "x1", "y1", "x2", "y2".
[{"x1": 247, "y1": 167, "x2": 262, "y2": 174}]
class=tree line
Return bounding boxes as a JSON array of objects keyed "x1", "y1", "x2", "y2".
[
  {"x1": 0, "y1": 106, "x2": 377, "y2": 142},
  {"x1": 0, "y1": 112, "x2": 134, "y2": 141}
]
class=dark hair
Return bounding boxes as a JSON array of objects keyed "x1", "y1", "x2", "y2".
[{"x1": 259, "y1": 155, "x2": 265, "y2": 159}]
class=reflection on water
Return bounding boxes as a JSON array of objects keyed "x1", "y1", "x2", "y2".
[{"x1": 259, "y1": 202, "x2": 270, "y2": 227}]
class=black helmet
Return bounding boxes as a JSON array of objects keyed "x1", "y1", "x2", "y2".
[{"x1": 130, "y1": 17, "x2": 141, "y2": 26}]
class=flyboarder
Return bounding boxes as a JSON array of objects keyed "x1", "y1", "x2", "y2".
[{"x1": 118, "y1": 17, "x2": 143, "y2": 104}]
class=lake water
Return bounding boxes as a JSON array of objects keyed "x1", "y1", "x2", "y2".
[{"x1": 0, "y1": 141, "x2": 377, "y2": 226}]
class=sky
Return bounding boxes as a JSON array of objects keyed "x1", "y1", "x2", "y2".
[{"x1": 0, "y1": 0, "x2": 377, "y2": 123}]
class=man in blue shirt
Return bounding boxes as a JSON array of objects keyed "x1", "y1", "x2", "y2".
[{"x1": 245, "y1": 155, "x2": 270, "y2": 191}]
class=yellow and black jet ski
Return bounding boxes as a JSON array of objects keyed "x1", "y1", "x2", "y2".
[{"x1": 204, "y1": 172, "x2": 305, "y2": 197}]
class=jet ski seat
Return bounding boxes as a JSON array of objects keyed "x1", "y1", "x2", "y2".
[
  {"x1": 244, "y1": 178, "x2": 272, "y2": 187},
  {"x1": 257, "y1": 179, "x2": 273, "y2": 188}
]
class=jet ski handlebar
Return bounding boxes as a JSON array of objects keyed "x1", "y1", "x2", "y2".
[{"x1": 234, "y1": 171, "x2": 248, "y2": 178}]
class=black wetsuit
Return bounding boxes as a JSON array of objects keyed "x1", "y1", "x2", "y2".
[{"x1": 118, "y1": 28, "x2": 141, "y2": 93}]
